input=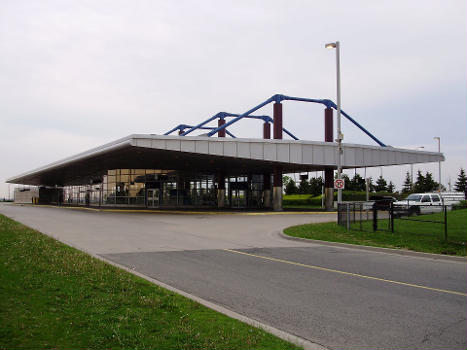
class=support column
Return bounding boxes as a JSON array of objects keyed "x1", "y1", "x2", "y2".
[
  {"x1": 273, "y1": 167, "x2": 282, "y2": 211},
  {"x1": 263, "y1": 122, "x2": 271, "y2": 139},
  {"x1": 272, "y1": 103, "x2": 283, "y2": 210},
  {"x1": 177, "y1": 175, "x2": 185, "y2": 206},
  {"x1": 273, "y1": 102, "x2": 283, "y2": 139},
  {"x1": 263, "y1": 173, "x2": 271, "y2": 208},
  {"x1": 324, "y1": 107, "x2": 334, "y2": 211},
  {"x1": 263, "y1": 121, "x2": 271, "y2": 208},
  {"x1": 217, "y1": 173, "x2": 225, "y2": 208},
  {"x1": 218, "y1": 118, "x2": 226, "y2": 137}
]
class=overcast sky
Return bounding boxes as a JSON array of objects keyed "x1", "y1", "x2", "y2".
[{"x1": 1, "y1": 0, "x2": 466, "y2": 197}]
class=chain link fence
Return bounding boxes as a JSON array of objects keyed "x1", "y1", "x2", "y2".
[{"x1": 337, "y1": 201, "x2": 467, "y2": 241}]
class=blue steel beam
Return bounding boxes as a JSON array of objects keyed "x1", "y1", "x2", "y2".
[
  {"x1": 179, "y1": 112, "x2": 272, "y2": 136},
  {"x1": 207, "y1": 97, "x2": 276, "y2": 136},
  {"x1": 181, "y1": 113, "x2": 224, "y2": 136},
  {"x1": 165, "y1": 124, "x2": 237, "y2": 138},
  {"x1": 169, "y1": 94, "x2": 385, "y2": 146},
  {"x1": 339, "y1": 110, "x2": 385, "y2": 147},
  {"x1": 283, "y1": 128, "x2": 299, "y2": 140},
  {"x1": 278, "y1": 94, "x2": 385, "y2": 146},
  {"x1": 276, "y1": 94, "x2": 337, "y2": 109},
  {"x1": 164, "y1": 124, "x2": 185, "y2": 135},
  {"x1": 208, "y1": 94, "x2": 385, "y2": 146}
]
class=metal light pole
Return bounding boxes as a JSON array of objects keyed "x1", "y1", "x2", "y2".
[
  {"x1": 325, "y1": 41, "x2": 343, "y2": 203},
  {"x1": 434, "y1": 137, "x2": 441, "y2": 191}
]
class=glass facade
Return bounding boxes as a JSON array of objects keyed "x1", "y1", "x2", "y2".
[{"x1": 63, "y1": 169, "x2": 269, "y2": 208}]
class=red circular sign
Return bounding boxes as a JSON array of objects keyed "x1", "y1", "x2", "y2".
[{"x1": 334, "y1": 179, "x2": 345, "y2": 189}]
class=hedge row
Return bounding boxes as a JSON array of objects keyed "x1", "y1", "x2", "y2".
[{"x1": 283, "y1": 191, "x2": 401, "y2": 207}]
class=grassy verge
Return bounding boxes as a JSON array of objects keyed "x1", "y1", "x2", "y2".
[
  {"x1": 283, "y1": 194, "x2": 323, "y2": 209},
  {"x1": 0, "y1": 214, "x2": 300, "y2": 349},
  {"x1": 284, "y1": 209, "x2": 467, "y2": 256},
  {"x1": 283, "y1": 204, "x2": 323, "y2": 210}
]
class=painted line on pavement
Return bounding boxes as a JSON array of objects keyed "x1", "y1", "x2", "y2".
[{"x1": 224, "y1": 249, "x2": 467, "y2": 297}]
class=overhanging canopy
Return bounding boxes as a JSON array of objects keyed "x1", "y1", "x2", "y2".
[{"x1": 7, "y1": 134, "x2": 444, "y2": 186}]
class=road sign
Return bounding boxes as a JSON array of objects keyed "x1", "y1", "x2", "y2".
[{"x1": 334, "y1": 179, "x2": 345, "y2": 190}]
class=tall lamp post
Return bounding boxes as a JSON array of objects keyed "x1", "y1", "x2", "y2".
[
  {"x1": 434, "y1": 137, "x2": 441, "y2": 192},
  {"x1": 325, "y1": 41, "x2": 343, "y2": 203}
]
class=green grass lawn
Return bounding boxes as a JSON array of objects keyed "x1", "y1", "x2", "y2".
[
  {"x1": 283, "y1": 194, "x2": 324, "y2": 209},
  {"x1": 283, "y1": 204, "x2": 323, "y2": 210},
  {"x1": 0, "y1": 214, "x2": 300, "y2": 350},
  {"x1": 284, "y1": 209, "x2": 467, "y2": 256}
]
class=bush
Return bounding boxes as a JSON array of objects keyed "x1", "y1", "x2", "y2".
[
  {"x1": 334, "y1": 191, "x2": 401, "y2": 201},
  {"x1": 452, "y1": 200, "x2": 467, "y2": 210},
  {"x1": 283, "y1": 194, "x2": 322, "y2": 206},
  {"x1": 283, "y1": 191, "x2": 404, "y2": 207}
]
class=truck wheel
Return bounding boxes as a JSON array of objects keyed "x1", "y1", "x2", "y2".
[{"x1": 409, "y1": 207, "x2": 420, "y2": 216}]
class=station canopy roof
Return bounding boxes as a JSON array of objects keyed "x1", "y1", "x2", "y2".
[{"x1": 7, "y1": 134, "x2": 444, "y2": 186}]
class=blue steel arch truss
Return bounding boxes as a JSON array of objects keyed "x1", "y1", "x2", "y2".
[{"x1": 164, "y1": 94, "x2": 386, "y2": 147}]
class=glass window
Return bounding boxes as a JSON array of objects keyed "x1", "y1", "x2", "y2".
[
  {"x1": 431, "y1": 195, "x2": 440, "y2": 202},
  {"x1": 406, "y1": 194, "x2": 422, "y2": 202},
  {"x1": 421, "y1": 195, "x2": 431, "y2": 203}
]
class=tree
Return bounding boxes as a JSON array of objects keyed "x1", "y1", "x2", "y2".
[
  {"x1": 284, "y1": 179, "x2": 299, "y2": 195},
  {"x1": 283, "y1": 175, "x2": 292, "y2": 188},
  {"x1": 413, "y1": 170, "x2": 425, "y2": 192},
  {"x1": 367, "y1": 177, "x2": 375, "y2": 192},
  {"x1": 455, "y1": 168, "x2": 467, "y2": 192},
  {"x1": 387, "y1": 181, "x2": 395, "y2": 193},
  {"x1": 298, "y1": 179, "x2": 312, "y2": 194},
  {"x1": 414, "y1": 170, "x2": 438, "y2": 192},
  {"x1": 375, "y1": 175, "x2": 388, "y2": 192},
  {"x1": 402, "y1": 171, "x2": 412, "y2": 193},
  {"x1": 350, "y1": 173, "x2": 366, "y2": 192},
  {"x1": 423, "y1": 172, "x2": 438, "y2": 192},
  {"x1": 309, "y1": 176, "x2": 323, "y2": 196}
]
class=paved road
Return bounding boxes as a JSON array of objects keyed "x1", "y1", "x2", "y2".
[{"x1": 1, "y1": 203, "x2": 466, "y2": 349}]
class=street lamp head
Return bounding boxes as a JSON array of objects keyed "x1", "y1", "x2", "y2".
[
  {"x1": 325, "y1": 42, "x2": 337, "y2": 49},
  {"x1": 434, "y1": 136, "x2": 440, "y2": 141}
]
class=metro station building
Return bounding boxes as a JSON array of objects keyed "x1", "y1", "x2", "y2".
[{"x1": 8, "y1": 94, "x2": 443, "y2": 211}]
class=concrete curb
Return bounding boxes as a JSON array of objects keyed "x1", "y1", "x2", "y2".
[
  {"x1": 95, "y1": 254, "x2": 329, "y2": 350},
  {"x1": 279, "y1": 231, "x2": 466, "y2": 263}
]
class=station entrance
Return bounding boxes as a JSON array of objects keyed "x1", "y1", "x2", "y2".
[{"x1": 63, "y1": 170, "x2": 268, "y2": 209}]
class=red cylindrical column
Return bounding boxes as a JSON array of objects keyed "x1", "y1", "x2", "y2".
[
  {"x1": 218, "y1": 119, "x2": 226, "y2": 137},
  {"x1": 324, "y1": 107, "x2": 333, "y2": 142},
  {"x1": 324, "y1": 107, "x2": 334, "y2": 211},
  {"x1": 273, "y1": 102, "x2": 282, "y2": 139},
  {"x1": 325, "y1": 170, "x2": 334, "y2": 188},
  {"x1": 263, "y1": 122, "x2": 272, "y2": 208},
  {"x1": 263, "y1": 122, "x2": 271, "y2": 139},
  {"x1": 273, "y1": 168, "x2": 282, "y2": 187}
]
